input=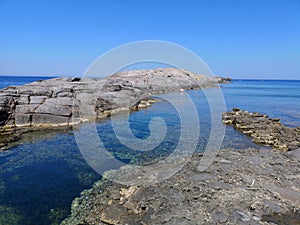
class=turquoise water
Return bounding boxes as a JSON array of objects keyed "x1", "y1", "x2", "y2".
[{"x1": 0, "y1": 77, "x2": 299, "y2": 224}]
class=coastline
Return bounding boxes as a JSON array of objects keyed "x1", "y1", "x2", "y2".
[
  {"x1": 60, "y1": 109, "x2": 300, "y2": 224},
  {"x1": 62, "y1": 146, "x2": 300, "y2": 225},
  {"x1": 0, "y1": 68, "x2": 228, "y2": 151},
  {"x1": 222, "y1": 108, "x2": 300, "y2": 151},
  {"x1": 1, "y1": 73, "x2": 299, "y2": 224}
]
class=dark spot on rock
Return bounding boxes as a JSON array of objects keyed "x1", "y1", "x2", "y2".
[{"x1": 71, "y1": 78, "x2": 81, "y2": 82}]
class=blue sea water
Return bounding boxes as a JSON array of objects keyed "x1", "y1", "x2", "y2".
[
  {"x1": 0, "y1": 76, "x2": 56, "y2": 90},
  {"x1": 0, "y1": 77, "x2": 299, "y2": 224},
  {"x1": 222, "y1": 80, "x2": 300, "y2": 127}
]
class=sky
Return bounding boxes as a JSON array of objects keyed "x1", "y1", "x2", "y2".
[{"x1": 0, "y1": 0, "x2": 300, "y2": 79}]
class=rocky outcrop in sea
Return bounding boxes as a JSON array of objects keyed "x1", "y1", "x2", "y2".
[
  {"x1": 0, "y1": 68, "x2": 223, "y2": 127},
  {"x1": 222, "y1": 108, "x2": 300, "y2": 151},
  {"x1": 0, "y1": 68, "x2": 225, "y2": 150}
]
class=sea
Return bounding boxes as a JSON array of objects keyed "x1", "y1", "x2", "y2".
[{"x1": 0, "y1": 76, "x2": 299, "y2": 225}]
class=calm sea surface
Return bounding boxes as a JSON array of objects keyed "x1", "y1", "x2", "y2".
[
  {"x1": 0, "y1": 76, "x2": 56, "y2": 90},
  {"x1": 0, "y1": 76, "x2": 299, "y2": 224}
]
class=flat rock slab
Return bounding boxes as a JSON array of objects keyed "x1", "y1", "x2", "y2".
[
  {"x1": 222, "y1": 108, "x2": 300, "y2": 151},
  {"x1": 289, "y1": 148, "x2": 300, "y2": 161},
  {"x1": 61, "y1": 148, "x2": 300, "y2": 225}
]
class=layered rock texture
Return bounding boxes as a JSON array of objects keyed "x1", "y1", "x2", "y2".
[
  {"x1": 62, "y1": 148, "x2": 300, "y2": 225},
  {"x1": 0, "y1": 68, "x2": 225, "y2": 150},
  {"x1": 222, "y1": 108, "x2": 300, "y2": 151},
  {"x1": 0, "y1": 68, "x2": 222, "y2": 128},
  {"x1": 61, "y1": 108, "x2": 300, "y2": 224}
]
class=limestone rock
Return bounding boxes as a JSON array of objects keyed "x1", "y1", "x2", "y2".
[
  {"x1": 222, "y1": 109, "x2": 300, "y2": 151},
  {"x1": 61, "y1": 148, "x2": 300, "y2": 225},
  {"x1": 0, "y1": 68, "x2": 227, "y2": 127}
]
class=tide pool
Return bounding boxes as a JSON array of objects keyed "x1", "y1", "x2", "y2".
[{"x1": 0, "y1": 79, "x2": 299, "y2": 224}]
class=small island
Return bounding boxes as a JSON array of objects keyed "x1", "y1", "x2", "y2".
[{"x1": 0, "y1": 68, "x2": 226, "y2": 150}]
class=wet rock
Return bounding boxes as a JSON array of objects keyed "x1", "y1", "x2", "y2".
[
  {"x1": 222, "y1": 109, "x2": 300, "y2": 151},
  {"x1": 61, "y1": 148, "x2": 300, "y2": 225}
]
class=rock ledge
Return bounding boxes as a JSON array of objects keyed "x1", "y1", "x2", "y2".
[
  {"x1": 222, "y1": 108, "x2": 300, "y2": 151},
  {"x1": 61, "y1": 148, "x2": 300, "y2": 225}
]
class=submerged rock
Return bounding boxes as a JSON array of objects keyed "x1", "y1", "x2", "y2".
[
  {"x1": 222, "y1": 109, "x2": 300, "y2": 151},
  {"x1": 0, "y1": 205, "x2": 22, "y2": 225}
]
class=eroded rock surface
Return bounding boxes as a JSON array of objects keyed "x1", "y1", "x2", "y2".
[
  {"x1": 0, "y1": 68, "x2": 222, "y2": 128},
  {"x1": 0, "y1": 68, "x2": 225, "y2": 150},
  {"x1": 61, "y1": 148, "x2": 300, "y2": 225},
  {"x1": 222, "y1": 108, "x2": 300, "y2": 151}
]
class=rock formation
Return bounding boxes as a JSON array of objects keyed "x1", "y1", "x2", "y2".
[
  {"x1": 0, "y1": 68, "x2": 226, "y2": 150},
  {"x1": 61, "y1": 148, "x2": 300, "y2": 225},
  {"x1": 222, "y1": 108, "x2": 300, "y2": 151},
  {"x1": 0, "y1": 68, "x2": 224, "y2": 128},
  {"x1": 212, "y1": 76, "x2": 232, "y2": 83}
]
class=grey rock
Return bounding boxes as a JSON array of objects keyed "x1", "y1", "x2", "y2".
[
  {"x1": 211, "y1": 211, "x2": 228, "y2": 223},
  {"x1": 35, "y1": 99, "x2": 72, "y2": 116},
  {"x1": 29, "y1": 96, "x2": 48, "y2": 104},
  {"x1": 61, "y1": 147, "x2": 300, "y2": 225},
  {"x1": 15, "y1": 113, "x2": 31, "y2": 125},
  {"x1": 288, "y1": 148, "x2": 300, "y2": 161},
  {"x1": 263, "y1": 199, "x2": 284, "y2": 214},
  {"x1": 235, "y1": 210, "x2": 251, "y2": 222},
  {"x1": 222, "y1": 109, "x2": 300, "y2": 151},
  {"x1": 0, "y1": 68, "x2": 226, "y2": 128},
  {"x1": 32, "y1": 113, "x2": 70, "y2": 125}
]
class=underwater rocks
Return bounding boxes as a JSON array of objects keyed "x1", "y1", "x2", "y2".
[
  {"x1": 0, "y1": 126, "x2": 71, "y2": 151},
  {"x1": 61, "y1": 147, "x2": 300, "y2": 225},
  {"x1": 222, "y1": 108, "x2": 300, "y2": 151},
  {"x1": 0, "y1": 68, "x2": 226, "y2": 129}
]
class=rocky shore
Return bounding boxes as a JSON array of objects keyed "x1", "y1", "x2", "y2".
[
  {"x1": 222, "y1": 108, "x2": 300, "y2": 151},
  {"x1": 60, "y1": 108, "x2": 300, "y2": 225},
  {"x1": 0, "y1": 68, "x2": 225, "y2": 150},
  {"x1": 2, "y1": 71, "x2": 299, "y2": 224},
  {"x1": 61, "y1": 147, "x2": 300, "y2": 225}
]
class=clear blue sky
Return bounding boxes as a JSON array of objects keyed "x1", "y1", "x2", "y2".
[{"x1": 0, "y1": 0, "x2": 300, "y2": 79}]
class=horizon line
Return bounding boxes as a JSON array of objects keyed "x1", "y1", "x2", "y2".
[{"x1": 0, "y1": 74, "x2": 299, "y2": 81}]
